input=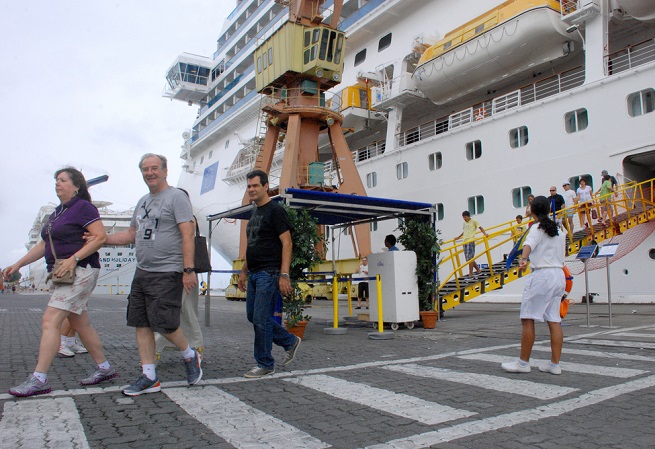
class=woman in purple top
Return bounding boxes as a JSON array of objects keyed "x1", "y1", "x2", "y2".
[{"x1": 3, "y1": 167, "x2": 118, "y2": 397}]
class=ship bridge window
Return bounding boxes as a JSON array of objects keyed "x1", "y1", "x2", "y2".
[
  {"x1": 628, "y1": 88, "x2": 655, "y2": 117},
  {"x1": 354, "y1": 48, "x2": 367, "y2": 67},
  {"x1": 396, "y1": 162, "x2": 408, "y2": 180},
  {"x1": 565, "y1": 108, "x2": 588, "y2": 133},
  {"x1": 509, "y1": 126, "x2": 529, "y2": 148},
  {"x1": 378, "y1": 33, "x2": 392, "y2": 52},
  {"x1": 428, "y1": 152, "x2": 442, "y2": 170},
  {"x1": 512, "y1": 187, "x2": 532, "y2": 209},
  {"x1": 466, "y1": 141, "x2": 482, "y2": 160},
  {"x1": 467, "y1": 196, "x2": 485, "y2": 215},
  {"x1": 366, "y1": 172, "x2": 377, "y2": 188},
  {"x1": 436, "y1": 203, "x2": 444, "y2": 221}
]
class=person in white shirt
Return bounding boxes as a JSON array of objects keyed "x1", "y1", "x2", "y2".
[
  {"x1": 502, "y1": 195, "x2": 566, "y2": 375},
  {"x1": 354, "y1": 256, "x2": 369, "y2": 309},
  {"x1": 576, "y1": 178, "x2": 593, "y2": 228},
  {"x1": 561, "y1": 181, "x2": 577, "y2": 232}
]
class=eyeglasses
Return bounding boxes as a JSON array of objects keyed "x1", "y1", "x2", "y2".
[{"x1": 550, "y1": 189, "x2": 556, "y2": 192}]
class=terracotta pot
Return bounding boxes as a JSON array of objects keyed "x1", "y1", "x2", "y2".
[
  {"x1": 419, "y1": 310, "x2": 438, "y2": 329},
  {"x1": 286, "y1": 320, "x2": 309, "y2": 338}
]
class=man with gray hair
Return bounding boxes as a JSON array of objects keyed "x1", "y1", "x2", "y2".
[{"x1": 105, "y1": 153, "x2": 202, "y2": 395}]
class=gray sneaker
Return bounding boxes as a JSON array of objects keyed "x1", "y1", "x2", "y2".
[
  {"x1": 244, "y1": 366, "x2": 275, "y2": 378},
  {"x1": 282, "y1": 337, "x2": 301, "y2": 366},
  {"x1": 8, "y1": 375, "x2": 52, "y2": 397},
  {"x1": 80, "y1": 367, "x2": 119, "y2": 386},
  {"x1": 184, "y1": 350, "x2": 203, "y2": 385},
  {"x1": 122, "y1": 374, "x2": 161, "y2": 396}
]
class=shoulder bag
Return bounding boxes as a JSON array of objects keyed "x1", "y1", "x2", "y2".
[
  {"x1": 194, "y1": 219, "x2": 212, "y2": 274},
  {"x1": 46, "y1": 218, "x2": 76, "y2": 285}
]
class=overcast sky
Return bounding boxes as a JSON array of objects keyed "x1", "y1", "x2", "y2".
[{"x1": 0, "y1": 1, "x2": 232, "y2": 276}]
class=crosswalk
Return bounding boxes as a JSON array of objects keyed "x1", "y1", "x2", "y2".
[{"x1": 1, "y1": 335, "x2": 654, "y2": 448}]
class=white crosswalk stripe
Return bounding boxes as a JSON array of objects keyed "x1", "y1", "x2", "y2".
[
  {"x1": 571, "y1": 338, "x2": 655, "y2": 350},
  {"x1": 532, "y1": 345, "x2": 655, "y2": 362},
  {"x1": 458, "y1": 353, "x2": 648, "y2": 378},
  {"x1": 283, "y1": 374, "x2": 476, "y2": 425},
  {"x1": 383, "y1": 363, "x2": 578, "y2": 400},
  {"x1": 164, "y1": 385, "x2": 331, "y2": 449},
  {"x1": 0, "y1": 397, "x2": 89, "y2": 449}
]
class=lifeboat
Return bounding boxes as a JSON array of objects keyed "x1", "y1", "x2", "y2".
[
  {"x1": 614, "y1": 0, "x2": 655, "y2": 21},
  {"x1": 412, "y1": 0, "x2": 582, "y2": 105}
]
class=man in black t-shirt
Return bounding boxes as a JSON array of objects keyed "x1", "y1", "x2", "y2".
[
  {"x1": 238, "y1": 170, "x2": 301, "y2": 378},
  {"x1": 548, "y1": 186, "x2": 566, "y2": 223}
]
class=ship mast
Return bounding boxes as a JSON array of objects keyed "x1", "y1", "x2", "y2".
[{"x1": 238, "y1": 0, "x2": 371, "y2": 258}]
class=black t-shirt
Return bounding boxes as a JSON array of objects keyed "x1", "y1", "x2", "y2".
[
  {"x1": 550, "y1": 194, "x2": 565, "y2": 212},
  {"x1": 245, "y1": 201, "x2": 293, "y2": 273}
]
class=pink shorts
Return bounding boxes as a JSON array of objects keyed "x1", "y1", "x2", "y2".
[{"x1": 48, "y1": 266, "x2": 99, "y2": 315}]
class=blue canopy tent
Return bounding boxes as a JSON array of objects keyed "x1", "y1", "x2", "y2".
[{"x1": 203, "y1": 188, "x2": 437, "y2": 325}]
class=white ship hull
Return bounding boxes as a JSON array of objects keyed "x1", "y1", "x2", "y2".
[{"x1": 174, "y1": 0, "x2": 655, "y2": 303}]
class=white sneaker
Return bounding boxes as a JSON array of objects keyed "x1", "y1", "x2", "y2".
[
  {"x1": 501, "y1": 359, "x2": 531, "y2": 373},
  {"x1": 58, "y1": 344, "x2": 75, "y2": 357},
  {"x1": 539, "y1": 363, "x2": 562, "y2": 375},
  {"x1": 68, "y1": 341, "x2": 88, "y2": 354}
]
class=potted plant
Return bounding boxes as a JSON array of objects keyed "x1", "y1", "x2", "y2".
[
  {"x1": 284, "y1": 206, "x2": 325, "y2": 336},
  {"x1": 397, "y1": 217, "x2": 441, "y2": 328}
]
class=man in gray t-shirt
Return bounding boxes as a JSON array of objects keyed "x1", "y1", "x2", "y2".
[{"x1": 105, "y1": 153, "x2": 203, "y2": 396}]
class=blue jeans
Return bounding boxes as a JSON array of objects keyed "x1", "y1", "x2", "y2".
[{"x1": 246, "y1": 270, "x2": 297, "y2": 369}]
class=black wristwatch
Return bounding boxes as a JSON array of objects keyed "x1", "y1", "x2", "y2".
[{"x1": 183, "y1": 267, "x2": 195, "y2": 274}]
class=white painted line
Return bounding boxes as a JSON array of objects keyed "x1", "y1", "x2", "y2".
[
  {"x1": 458, "y1": 353, "x2": 647, "y2": 378},
  {"x1": 365, "y1": 375, "x2": 655, "y2": 449},
  {"x1": 0, "y1": 397, "x2": 89, "y2": 449},
  {"x1": 164, "y1": 386, "x2": 330, "y2": 449},
  {"x1": 284, "y1": 374, "x2": 476, "y2": 425},
  {"x1": 383, "y1": 364, "x2": 577, "y2": 400},
  {"x1": 28, "y1": 308, "x2": 42, "y2": 312},
  {"x1": 533, "y1": 345, "x2": 655, "y2": 362},
  {"x1": 610, "y1": 332, "x2": 655, "y2": 338},
  {"x1": 572, "y1": 339, "x2": 655, "y2": 350}
]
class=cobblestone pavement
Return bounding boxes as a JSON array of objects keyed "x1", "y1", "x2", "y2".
[{"x1": 1, "y1": 292, "x2": 655, "y2": 448}]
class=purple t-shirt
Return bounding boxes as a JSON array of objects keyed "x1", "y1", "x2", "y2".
[{"x1": 41, "y1": 196, "x2": 101, "y2": 271}]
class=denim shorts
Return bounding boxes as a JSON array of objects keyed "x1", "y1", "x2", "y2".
[{"x1": 127, "y1": 268, "x2": 183, "y2": 333}]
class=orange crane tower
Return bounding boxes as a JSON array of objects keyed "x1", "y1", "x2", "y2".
[{"x1": 238, "y1": 0, "x2": 371, "y2": 258}]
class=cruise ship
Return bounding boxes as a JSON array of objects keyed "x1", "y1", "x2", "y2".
[
  {"x1": 26, "y1": 202, "x2": 136, "y2": 295},
  {"x1": 166, "y1": 0, "x2": 655, "y2": 304}
]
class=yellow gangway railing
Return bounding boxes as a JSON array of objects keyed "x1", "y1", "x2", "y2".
[{"x1": 436, "y1": 177, "x2": 655, "y2": 312}]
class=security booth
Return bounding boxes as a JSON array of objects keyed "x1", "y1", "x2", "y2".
[{"x1": 203, "y1": 188, "x2": 437, "y2": 328}]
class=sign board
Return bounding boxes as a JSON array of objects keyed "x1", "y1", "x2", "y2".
[
  {"x1": 597, "y1": 243, "x2": 618, "y2": 258},
  {"x1": 576, "y1": 244, "x2": 598, "y2": 260}
]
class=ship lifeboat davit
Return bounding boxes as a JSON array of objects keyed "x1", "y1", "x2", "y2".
[
  {"x1": 412, "y1": 1, "x2": 582, "y2": 105},
  {"x1": 614, "y1": 0, "x2": 655, "y2": 21}
]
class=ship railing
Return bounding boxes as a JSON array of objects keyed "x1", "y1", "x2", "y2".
[
  {"x1": 352, "y1": 140, "x2": 386, "y2": 163},
  {"x1": 606, "y1": 37, "x2": 655, "y2": 75},
  {"x1": 396, "y1": 66, "x2": 585, "y2": 148}
]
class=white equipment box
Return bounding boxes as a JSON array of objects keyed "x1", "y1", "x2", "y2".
[{"x1": 368, "y1": 250, "x2": 419, "y2": 329}]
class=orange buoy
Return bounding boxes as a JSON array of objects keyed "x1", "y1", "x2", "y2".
[{"x1": 560, "y1": 266, "x2": 574, "y2": 318}]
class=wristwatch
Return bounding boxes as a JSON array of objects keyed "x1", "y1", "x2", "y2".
[
  {"x1": 183, "y1": 267, "x2": 195, "y2": 274},
  {"x1": 280, "y1": 273, "x2": 290, "y2": 279},
  {"x1": 73, "y1": 255, "x2": 81, "y2": 262}
]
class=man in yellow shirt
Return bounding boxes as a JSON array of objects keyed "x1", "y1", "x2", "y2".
[{"x1": 455, "y1": 211, "x2": 488, "y2": 280}]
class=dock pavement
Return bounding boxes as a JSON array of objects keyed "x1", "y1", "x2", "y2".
[{"x1": 1, "y1": 291, "x2": 655, "y2": 448}]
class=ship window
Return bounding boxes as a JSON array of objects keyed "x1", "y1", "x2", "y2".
[
  {"x1": 467, "y1": 195, "x2": 485, "y2": 214},
  {"x1": 354, "y1": 48, "x2": 367, "y2": 66},
  {"x1": 268, "y1": 48, "x2": 273, "y2": 66},
  {"x1": 396, "y1": 162, "x2": 408, "y2": 180},
  {"x1": 117, "y1": 252, "x2": 123, "y2": 256},
  {"x1": 104, "y1": 252, "x2": 110, "y2": 256},
  {"x1": 475, "y1": 24, "x2": 484, "y2": 34},
  {"x1": 304, "y1": 31, "x2": 311, "y2": 47},
  {"x1": 370, "y1": 220, "x2": 378, "y2": 232},
  {"x1": 466, "y1": 140, "x2": 482, "y2": 160},
  {"x1": 257, "y1": 56, "x2": 262, "y2": 74},
  {"x1": 512, "y1": 186, "x2": 532, "y2": 208},
  {"x1": 378, "y1": 33, "x2": 392, "y2": 52},
  {"x1": 436, "y1": 203, "x2": 444, "y2": 221},
  {"x1": 627, "y1": 88, "x2": 655, "y2": 117},
  {"x1": 366, "y1": 172, "x2": 377, "y2": 188},
  {"x1": 428, "y1": 152, "x2": 442, "y2": 170},
  {"x1": 565, "y1": 108, "x2": 588, "y2": 133},
  {"x1": 509, "y1": 126, "x2": 529, "y2": 148}
]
